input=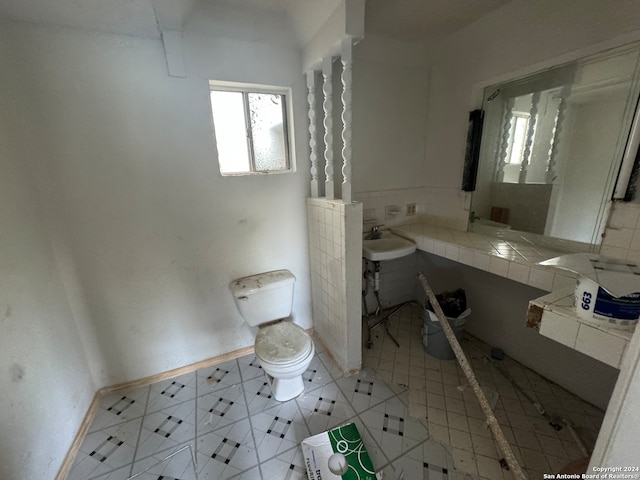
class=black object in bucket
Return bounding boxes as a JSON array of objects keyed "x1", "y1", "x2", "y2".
[{"x1": 426, "y1": 288, "x2": 467, "y2": 318}]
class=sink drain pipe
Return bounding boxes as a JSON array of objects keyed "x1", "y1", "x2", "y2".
[
  {"x1": 362, "y1": 259, "x2": 382, "y2": 316},
  {"x1": 363, "y1": 259, "x2": 403, "y2": 348},
  {"x1": 418, "y1": 272, "x2": 528, "y2": 480}
]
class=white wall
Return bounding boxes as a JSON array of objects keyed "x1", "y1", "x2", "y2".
[
  {"x1": 2, "y1": 15, "x2": 312, "y2": 390},
  {"x1": 350, "y1": 36, "x2": 470, "y2": 233},
  {"x1": 589, "y1": 316, "x2": 640, "y2": 470},
  {"x1": 426, "y1": 0, "x2": 640, "y2": 195},
  {"x1": 349, "y1": 0, "x2": 640, "y2": 462},
  {"x1": 0, "y1": 29, "x2": 96, "y2": 479},
  {"x1": 421, "y1": 0, "x2": 640, "y2": 467},
  {"x1": 548, "y1": 97, "x2": 627, "y2": 242},
  {"x1": 352, "y1": 35, "x2": 431, "y2": 193},
  {"x1": 0, "y1": 8, "x2": 313, "y2": 474}
]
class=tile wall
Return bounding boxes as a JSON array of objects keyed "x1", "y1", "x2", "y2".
[
  {"x1": 362, "y1": 253, "x2": 418, "y2": 313},
  {"x1": 600, "y1": 201, "x2": 640, "y2": 261},
  {"x1": 354, "y1": 186, "x2": 469, "y2": 233},
  {"x1": 307, "y1": 198, "x2": 363, "y2": 374},
  {"x1": 355, "y1": 189, "x2": 640, "y2": 264},
  {"x1": 356, "y1": 186, "x2": 468, "y2": 311}
]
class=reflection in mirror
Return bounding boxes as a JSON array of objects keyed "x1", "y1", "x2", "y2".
[{"x1": 470, "y1": 41, "x2": 640, "y2": 248}]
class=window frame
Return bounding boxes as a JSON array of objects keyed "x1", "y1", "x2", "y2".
[
  {"x1": 506, "y1": 112, "x2": 531, "y2": 165},
  {"x1": 208, "y1": 80, "x2": 295, "y2": 176}
]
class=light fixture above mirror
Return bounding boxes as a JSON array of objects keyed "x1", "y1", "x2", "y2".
[{"x1": 468, "y1": 40, "x2": 640, "y2": 249}]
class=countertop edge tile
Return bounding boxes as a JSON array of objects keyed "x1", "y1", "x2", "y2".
[{"x1": 391, "y1": 223, "x2": 570, "y2": 291}]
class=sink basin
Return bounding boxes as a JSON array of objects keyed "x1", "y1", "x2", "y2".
[{"x1": 363, "y1": 231, "x2": 417, "y2": 261}]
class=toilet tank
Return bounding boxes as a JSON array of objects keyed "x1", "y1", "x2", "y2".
[{"x1": 230, "y1": 270, "x2": 295, "y2": 327}]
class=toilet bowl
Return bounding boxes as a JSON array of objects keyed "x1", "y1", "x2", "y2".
[
  {"x1": 255, "y1": 321, "x2": 315, "y2": 401},
  {"x1": 231, "y1": 270, "x2": 314, "y2": 402}
]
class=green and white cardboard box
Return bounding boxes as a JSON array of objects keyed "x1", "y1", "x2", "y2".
[{"x1": 301, "y1": 422, "x2": 382, "y2": 480}]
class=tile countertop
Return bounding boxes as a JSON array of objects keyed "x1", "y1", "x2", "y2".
[
  {"x1": 390, "y1": 223, "x2": 635, "y2": 369},
  {"x1": 391, "y1": 223, "x2": 579, "y2": 292},
  {"x1": 529, "y1": 289, "x2": 633, "y2": 369}
]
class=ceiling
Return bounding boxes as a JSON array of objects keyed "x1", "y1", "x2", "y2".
[
  {"x1": 365, "y1": 0, "x2": 513, "y2": 44},
  {"x1": 0, "y1": 0, "x2": 513, "y2": 45}
]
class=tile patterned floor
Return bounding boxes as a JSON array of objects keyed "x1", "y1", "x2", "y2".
[
  {"x1": 68, "y1": 304, "x2": 604, "y2": 480},
  {"x1": 363, "y1": 303, "x2": 605, "y2": 479},
  {"x1": 67, "y1": 340, "x2": 468, "y2": 480}
]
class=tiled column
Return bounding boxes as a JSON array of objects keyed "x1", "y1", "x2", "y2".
[{"x1": 307, "y1": 198, "x2": 363, "y2": 374}]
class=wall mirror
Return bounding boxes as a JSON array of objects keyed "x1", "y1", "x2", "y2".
[{"x1": 469, "y1": 41, "x2": 640, "y2": 248}]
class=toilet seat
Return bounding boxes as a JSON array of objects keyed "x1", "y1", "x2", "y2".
[{"x1": 255, "y1": 321, "x2": 312, "y2": 365}]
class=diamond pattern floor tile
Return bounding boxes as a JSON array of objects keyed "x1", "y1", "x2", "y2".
[
  {"x1": 300, "y1": 355, "x2": 333, "y2": 393},
  {"x1": 68, "y1": 307, "x2": 605, "y2": 480},
  {"x1": 251, "y1": 400, "x2": 311, "y2": 462},
  {"x1": 196, "y1": 359, "x2": 243, "y2": 396},
  {"x1": 90, "y1": 387, "x2": 149, "y2": 433},
  {"x1": 196, "y1": 419, "x2": 258, "y2": 480},
  {"x1": 130, "y1": 444, "x2": 198, "y2": 480},
  {"x1": 135, "y1": 400, "x2": 196, "y2": 461},
  {"x1": 83, "y1": 464, "x2": 133, "y2": 480},
  {"x1": 335, "y1": 367, "x2": 396, "y2": 413},
  {"x1": 258, "y1": 445, "x2": 308, "y2": 479},
  {"x1": 196, "y1": 384, "x2": 249, "y2": 436},
  {"x1": 242, "y1": 377, "x2": 282, "y2": 412},
  {"x1": 237, "y1": 355, "x2": 265, "y2": 382},
  {"x1": 68, "y1": 417, "x2": 142, "y2": 480},
  {"x1": 360, "y1": 397, "x2": 429, "y2": 463},
  {"x1": 295, "y1": 382, "x2": 357, "y2": 435},
  {"x1": 147, "y1": 372, "x2": 197, "y2": 414}
]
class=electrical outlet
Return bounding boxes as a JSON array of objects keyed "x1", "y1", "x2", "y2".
[{"x1": 406, "y1": 203, "x2": 417, "y2": 215}]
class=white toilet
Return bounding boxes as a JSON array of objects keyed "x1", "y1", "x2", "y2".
[{"x1": 231, "y1": 269, "x2": 315, "y2": 401}]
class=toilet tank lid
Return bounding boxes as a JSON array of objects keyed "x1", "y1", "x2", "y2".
[{"x1": 230, "y1": 269, "x2": 295, "y2": 297}]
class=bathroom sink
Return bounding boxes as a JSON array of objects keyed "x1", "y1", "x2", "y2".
[{"x1": 363, "y1": 231, "x2": 417, "y2": 261}]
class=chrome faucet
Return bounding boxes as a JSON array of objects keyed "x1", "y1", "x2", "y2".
[{"x1": 365, "y1": 224, "x2": 384, "y2": 240}]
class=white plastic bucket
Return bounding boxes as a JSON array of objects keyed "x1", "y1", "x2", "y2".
[
  {"x1": 422, "y1": 308, "x2": 470, "y2": 360},
  {"x1": 575, "y1": 277, "x2": 640, "y2": 330}
]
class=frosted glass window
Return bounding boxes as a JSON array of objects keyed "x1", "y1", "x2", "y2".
[
  {"x1": 248, "y1": 93, "x2": 288, "y2": 171},
  {"x1": 209, "y1": 84, "x2": 291, "y2": 175}
]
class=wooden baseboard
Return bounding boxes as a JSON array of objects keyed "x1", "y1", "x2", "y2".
[
  {"x1": 55, "y1": 344, "x2": 256, "y2": 479},
  {"x1": 55, "y1": 392, "x2": 102, "y2": 480},
  {"x1": 56, "y1": 329, "x2": 330, "y2": 478},
  {"x1": 99, "y1": 345, "x2": 255, "y2": 395}
]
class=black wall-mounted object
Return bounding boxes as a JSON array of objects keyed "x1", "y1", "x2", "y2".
[
  {"x1": 622, "y1": 96, "x2": 640, "y2": 201},
  {"x1": 461, "y1": 109, "x2": 484, "y2": 192},
  {"x1": 623, "y1": 143, "x2": 640, "y2": 201}
]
